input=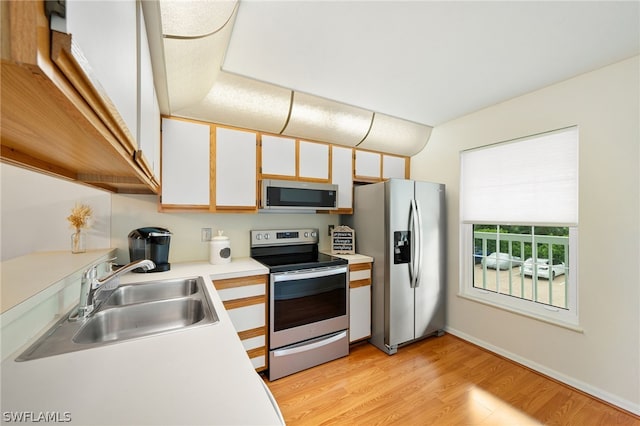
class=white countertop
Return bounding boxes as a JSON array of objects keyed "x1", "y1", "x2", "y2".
[
  {"x1": 323, "y1": 252, "x2": 374, "y2": 264},
  {"x1": 1, "y1": 249, "x2": 116, "y2": 313},
  {"x1": 1, "y1": 258, "x2": 283, "y2": 425}
]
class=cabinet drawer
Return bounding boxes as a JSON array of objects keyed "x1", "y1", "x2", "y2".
[
  {"x1": 216, "y1": 284, "x2": 266, "y2": 301},
  {"x1": 349, "y1": 263, "x2": 372, "y2": 288},
  {"x1": 249, "y1": 353, "x2": 267, "y2": 370},
  {"x1": 212, "y1": 274, "x2": 268, "y2": 372},
  {"x1": 226, "y1": 303, "x2": 266, "y2": 332},
  {"x1": 241, "y1": 334, "x2": 266, "y2": 351},
  {"x1": 240, "y1": 328, "x2": 267, "y2": 371}
]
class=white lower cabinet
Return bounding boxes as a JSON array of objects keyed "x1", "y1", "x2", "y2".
[
  {"x1": 349, "y1": 262, "x2": 372, "y2": 342},
  {"x1": 213, "y1": 275, "x2": 268, "y2": 371}
]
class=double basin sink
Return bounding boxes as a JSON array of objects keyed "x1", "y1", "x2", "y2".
[{"x1": 17, "y1": 277, "x2": 219, "y2": 361}]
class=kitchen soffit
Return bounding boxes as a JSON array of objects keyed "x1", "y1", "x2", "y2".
[
  {"x1": 153, "y1": 0, "x2": 239, "y2": 111},
  {"x1": 222, "y1": 1, "x2": 640, "y2": 126},
  {"x1": 152, "y1": 0, "x2": 434, "y2": 154}
]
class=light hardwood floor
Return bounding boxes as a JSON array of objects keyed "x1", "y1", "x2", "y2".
[{"x1": 263, "y1": 334, "x2": 640, "y2": 425}]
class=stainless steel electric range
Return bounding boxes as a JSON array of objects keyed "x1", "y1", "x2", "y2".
[{"x1": 250, "y1": 228, "x2": 349, "y2": 381}]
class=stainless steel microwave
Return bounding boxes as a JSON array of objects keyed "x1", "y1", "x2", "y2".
[{"x1": 261, "y1": 179, "x2": 338, "y2": 210}]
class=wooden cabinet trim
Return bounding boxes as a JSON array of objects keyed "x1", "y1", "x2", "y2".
[
  {"x1": 2, "y1": 2, "x2": 155, "y2": 194},
  {"x1": 134, "y1": 150, "x2": 158, "y2": 187},
  {"x1": 238, "y1": 327, "x2": 266, "y2": 341},
  {"x1": 246, "y1": 346, "x2": 266, "y2": 360},
  {"x1": 213, "y1": 275, "x2": 267, "y2": 290},
  {"x1": 222, "y1": 294, "x2": 266, "y2": 311},
  {"x1": 51, "y1": 31, "x2": 137, "y2": 156},
  {"x1": 158, "y1": 204, "x2": 210, "y2": 212},
  {"x1": 350, "y1": 278, "x2": 372, "y2": 289},
  {"x1": 210, "y1": 123, "x2": 216, "y2": 207},
  {"x1": 349, "y1": 263, "x2": 372, "y2": 272}
]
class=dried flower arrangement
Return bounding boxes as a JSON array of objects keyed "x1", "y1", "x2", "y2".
[
  {"x1": 67, "y1": 203, "x2": 93, "y2": 232},
  {"x1": 67, "y1": 203, "x2": 92, "y2": 253}
]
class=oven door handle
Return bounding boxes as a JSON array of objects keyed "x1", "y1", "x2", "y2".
[
  {"x1": 272, "y1": 330, "x2": 348, "y2": 357},
  {"x1": 272, "y1": 265, "x2": 348, "y2": 282}
]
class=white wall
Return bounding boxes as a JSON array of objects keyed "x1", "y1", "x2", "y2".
[
  {"x1": 110, "y1": 194, "x2": 340, "y2": 264},
  {"x1": 0, "y1": 164, "x2": 111, "y2": 261},
  {"x1": 411, "y1": 56, "x2": 640, "y2": 413}
]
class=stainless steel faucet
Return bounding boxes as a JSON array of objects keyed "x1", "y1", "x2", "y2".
[{"x1": 75, "y1": 259, "x2": 156, "y2": 319}]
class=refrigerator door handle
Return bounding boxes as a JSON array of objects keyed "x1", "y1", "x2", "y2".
[
  {"x1": 414, "y1": 200, "x2": 424, "y2": 287},
  {"x1": 409, "y1": 199, "x2": 421, "y2": 288}
]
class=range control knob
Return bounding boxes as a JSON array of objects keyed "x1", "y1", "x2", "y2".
[
  {"x1": 311, "y1": 231, "x2": 317, "y2": 237},
  {"x1": 304, "y1": 232, "x2": 309, "y2": 238},
  {"x1": 264, "y1": 233, "x2": 270, "y2": 240},
  {"x1": 256, "y1": 234, "x2": 262, "y2": 240}
]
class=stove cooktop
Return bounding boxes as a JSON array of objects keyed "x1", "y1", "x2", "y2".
[
  {"x1": 252, "y1": 251, "x2": 347, "y2": 273},
  {"x1": 250, "y1": 228, "x2": 347, "y2": 273}
]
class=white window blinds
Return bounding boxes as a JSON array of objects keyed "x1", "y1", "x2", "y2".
[{"x1": 460, "y1": 126, "x2": 578, "y2": 225}]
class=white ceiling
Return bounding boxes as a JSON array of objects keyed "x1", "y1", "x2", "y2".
[{"x1": 222, "y1": 1, "x2": 640, "y2": 127}]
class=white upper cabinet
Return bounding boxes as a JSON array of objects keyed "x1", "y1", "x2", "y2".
[
  {"x1": 261, "y1": 135, "x2": 296, "y2": 178},
  {"x1": 161, "y1": 118, "x2": 210, "y2": 206},
  {"x1": 299, "y1": 141, "x2": 329, "y2": 181},
  {"x1": 137, "y1": 4, "x2": 160, "y2": 182},
  {"x1": 382, "y1": 155, "x2": 407, "y2": 180},
  {"x1": 354, "y1": 150, "x2": 381, "y2": 181},
  {"x1": 159, "y1": 116, "x2": 408, "y2": 212},
  {"x1": 260, "y1": 136, "x2": 330, "y2": 181},
  {"x1": 60, "y1": 0, "x2": 138, "y2": 145},
  {"x1": 215, "y1": 127, "x2": 257, "y2": 209},
  {"x1": 331, "y1": 145, "x2": 353, "y2": 210}
]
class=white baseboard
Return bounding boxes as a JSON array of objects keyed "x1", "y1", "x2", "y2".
[{"x1": 444, "y1": 326, "x2": 640, "y2": 416}]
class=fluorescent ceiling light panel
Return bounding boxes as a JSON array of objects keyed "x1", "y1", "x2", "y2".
[
  {"x1": 160, "y1": 0, "x2": 237, "y2": 37},
  {"x1": 160, "y1": 1, "x2": 237, "y2": 112},
  {"x1": 174, "y1": 72, "x2": 292, "y2": 134},
  {"x1": 282, "y1": 92, "x2": 373, "y2": 146},
  {"x1": 359, "y1": 114, "x2": 432, "y2": 157},
  {"x1": 163, "y1": 35, "x2": 226, "y2": 111}
]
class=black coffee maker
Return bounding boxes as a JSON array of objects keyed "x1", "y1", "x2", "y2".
[{"x1": 128, "y1": 227, "x2": 172, "y2": 272}]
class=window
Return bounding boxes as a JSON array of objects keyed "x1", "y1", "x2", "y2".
[{"x1": 460, "y1": 127, "x2": 579, "y2": 327}]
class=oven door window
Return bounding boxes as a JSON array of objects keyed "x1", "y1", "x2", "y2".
[{"x1": 272, "y1": 268, "x2": 347, "y2": 331}]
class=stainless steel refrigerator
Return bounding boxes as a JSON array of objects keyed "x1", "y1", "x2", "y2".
[{"x1": 345, "y1": 179, "x2": 446, "y2": 355}]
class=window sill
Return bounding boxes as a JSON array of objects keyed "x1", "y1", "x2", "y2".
[{"x1": 457, "y1": 292, "x2": 584, "y2": 333}]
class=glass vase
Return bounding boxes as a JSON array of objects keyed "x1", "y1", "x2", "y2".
[{"x1": 71, "y1": 230, "x2": 86, "y2": 254}]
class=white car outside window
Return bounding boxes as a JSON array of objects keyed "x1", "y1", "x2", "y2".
[
  {"x1": 481, "y1": 252, "x2": 521, "y2": 270},
  {"x1": 522, "y1": 258, "x2": 565, "y2": 280}
]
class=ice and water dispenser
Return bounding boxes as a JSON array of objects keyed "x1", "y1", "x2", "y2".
[{"x1": 394, "y1": 231, "x2": 411, "y2": 264}]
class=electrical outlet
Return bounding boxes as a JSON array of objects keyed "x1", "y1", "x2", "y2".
[
  {"x1": 328, "y1": 225, "x2": 335, "y2": 236},
  {"x1": 201, "y1": 228, "x2": 212, "y2": 242}
]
